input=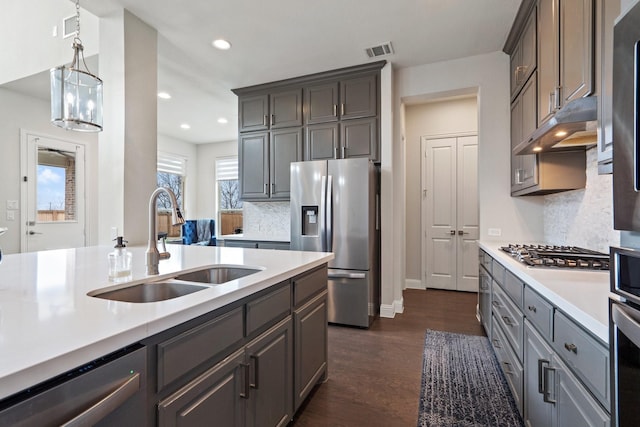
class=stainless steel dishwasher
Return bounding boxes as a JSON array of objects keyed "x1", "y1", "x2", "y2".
[{"x1": 0, "y1": 344, "x2": 146, "y2": 427}]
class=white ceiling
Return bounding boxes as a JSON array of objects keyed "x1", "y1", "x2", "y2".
[{"x1": 6, "y1": 0, "x2": 522, "y2": 144}]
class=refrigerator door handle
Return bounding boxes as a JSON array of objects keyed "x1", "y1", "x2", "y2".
[
  {"x1": 328, "y1": 272, "x2": 366, "y2": 279},
  {"x1": 326, "y1": 175, "x2": 333, "y2": 252},
  {"x1": 320, "y1": 175, "x2": 327, "y2": 252}
]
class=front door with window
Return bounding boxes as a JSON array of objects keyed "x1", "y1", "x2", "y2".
[{"x1": 21, "y1": 133, "x2": 86, "y2": 252}]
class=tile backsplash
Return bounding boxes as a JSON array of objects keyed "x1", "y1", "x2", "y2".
[
  {"x1": 543, "y1": 147, "x2": 620, "y2": 252},
  {"x1": 242, "y1": 201, "x2": 290, "y2": 237}
]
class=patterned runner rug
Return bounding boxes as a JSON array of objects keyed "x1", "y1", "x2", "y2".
[{"x1": 417, "y1": 330, "x2": 524, "y2": 427}]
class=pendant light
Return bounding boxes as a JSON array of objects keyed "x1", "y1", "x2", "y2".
[{"x1": 50, "y1": 0, "x2": 103, "y2": 132}]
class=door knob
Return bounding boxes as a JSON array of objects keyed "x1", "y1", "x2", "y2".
[
  {"x1": 449, "y1": 230, "x2": 456, "y2": 235},
  {"x1": 28, "y1": 230, "x2": 43, "y2": 235},
  {"x1": 458, "y1": 230, "x2": 469, "y2": 235}
]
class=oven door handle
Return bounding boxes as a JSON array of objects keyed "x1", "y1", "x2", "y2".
[{"x1": 612, "y1": 302, "x2": 640, "y2": 349}]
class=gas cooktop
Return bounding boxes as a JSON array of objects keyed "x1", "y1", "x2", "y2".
[{"x1": 500, "y1": 244, "x2": 610, "y2": 270}]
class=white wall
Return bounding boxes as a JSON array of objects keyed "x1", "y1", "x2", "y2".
[
  {"x1": 0, "y1": 88, "x2": 98, "y2": 254},
  {"x1": 392, "y1": 51, "x2": 545, "y2": 314},
  {"x1": 544, "y1": 148, "x2": 620, "y2": 252},
  {"x1": 404, "y1": 97, "x2": 478, "y2": 281},
  {"x1": 0, "y1": 1, "x2": 99, "y2": 86}
]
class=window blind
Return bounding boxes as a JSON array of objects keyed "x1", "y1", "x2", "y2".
[
  {"x1": 216, "y1": 157, "x2": 238, "y2": 180},
  {"x1": 158, "y1": 152, "x2": 187, "y2": 175}
]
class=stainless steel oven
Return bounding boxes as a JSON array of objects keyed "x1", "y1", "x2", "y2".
[{"x1": 610, "y1": 246, "x2": 640, "y2": 426}]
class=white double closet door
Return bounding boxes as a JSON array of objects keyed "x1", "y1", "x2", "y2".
[{"x1": 421, "y1": 135, "x2": 479, "y2": 292}]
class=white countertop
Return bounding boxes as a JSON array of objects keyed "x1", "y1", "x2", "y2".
[
  {"x1": 220, "y1": 233, "x2": 290, "y2": 243},
  {"x1": 0, "y1": 244, "x2": 332, "y2": 400},
  {"x1": 479, "y1": 242, "x2": 614, "y2": 344}
]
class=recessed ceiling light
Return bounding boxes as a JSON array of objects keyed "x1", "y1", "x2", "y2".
[
  {"x1": 212, "y1": 39, "x2": 232, "y2": 50},
  {"x1": 555, "y1": 130, "x2": 568, "y2": 138},
  {"x1": 180, "y1": 123, "x2": 191, "y2": 130},
  {"x1": 217, "y1": 117, "x2": 228, "y2": 124},
  {"x1": 157, "y1": 92, "x2": 172, "y2": 99},
  {"x1": 533, "y1": 146, "x2": 542, "y2": 152}
]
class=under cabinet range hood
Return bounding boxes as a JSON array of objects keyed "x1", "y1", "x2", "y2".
[{"x1": 513, "y1": 96, "x2": 598, "y2": 155}]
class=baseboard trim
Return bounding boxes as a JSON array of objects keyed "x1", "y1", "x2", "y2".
[
  {"x1": 380, "y1": 297, "x2": 404, "y2": 318},
  {"x1": 405, "y1": 279, "x2": 424, "y2": 290}
]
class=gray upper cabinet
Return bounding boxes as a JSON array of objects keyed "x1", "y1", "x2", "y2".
[
  {"x1": 306, "y1": 123, "x2": 339, "y2": 161},
  {"x1": 239, "y1": 132, "x2": 270, "y2": 200},
  {"x1": 511, "y1": 73, "x2": 538, "y2": 194},
  {"x1": 510, "y1": 10, "x2": 537, "y2": 99},
  {"x1": 537, "y1": 0, "x2": 558, "y2": 126},
  {"x1": 270, "y1": 128, "x2": 303, "y2": 200},
  {"x1": 270, "y1": 89, "x2": 303, "y2": 129},
  {"x1": 339, "y1": 74, "x2": 377, "y2": 120},
  {"x1": 597, "y1": 0, "x2": 620, "y2": 174},
  {"x1": 305, "y1": 83, "x2": 339, "y2": 124},
  {"x1": 239, "y1": 90, "x2": 302, "y2": 133},
  {"x1": 239, "y1": 128, "x2": 302, "y2": 201},
  {"x1": 239, "y1": 95, "x2": 270, "y2": 133},
  {"x1": 559, "y1": 0, "x2": 594, "y2": 104},
  {"x1": 341, "y1": 117, "x2": 378, "y2": 161},
  {"x1": 536, "y1": 0, "x2": 594, "y2": 122}
]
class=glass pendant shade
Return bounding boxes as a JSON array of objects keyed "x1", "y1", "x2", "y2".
[{"x1": 50, "y1": 65, "x2": 103, "y2": 132}]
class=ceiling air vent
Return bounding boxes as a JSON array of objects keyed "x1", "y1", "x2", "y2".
[{"x1": 365, "y1": 42, "x2": 394, "y2": 58}]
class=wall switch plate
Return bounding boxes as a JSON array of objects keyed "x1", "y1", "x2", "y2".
[
  {"x1": 6, "y1": 200, "x2": 18, "y2": 210},
  {"x1": 488, "y1": 228, "x2": 502, "y2": 237},
  {"x1": 6, "y1": 211, "x2": 15, "y2": 221}
]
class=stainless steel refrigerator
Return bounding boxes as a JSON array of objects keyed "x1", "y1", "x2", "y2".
[{"x1": 290, "y1": 157, "x2": 380, "y2": 328}]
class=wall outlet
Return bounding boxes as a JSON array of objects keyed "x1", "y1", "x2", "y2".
[
  {"x1": 488, "y1": 228, "x2": 502, "y2": 237},
  {"x1": 52, "y1": 25, "x2": 58, "y2": 37}
]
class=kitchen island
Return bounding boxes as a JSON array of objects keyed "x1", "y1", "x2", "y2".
[{"x1": 0, "y1": 244, "x2": 332, "y2": 425}]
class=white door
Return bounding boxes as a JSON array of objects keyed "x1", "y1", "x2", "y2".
[
  {"x1": 20, "y1": 132, "x2": 86, "y2": 252},
  {"x1": 422, "y1": 135, "x2": 479, "y2": 292}
]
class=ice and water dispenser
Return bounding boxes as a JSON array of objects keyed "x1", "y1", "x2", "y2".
[{"x1": 301, "y1": 206, "x2": 319, "y2": 235}]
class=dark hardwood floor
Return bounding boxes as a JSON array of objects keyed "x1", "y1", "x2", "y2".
[{"x1": 292, "y1": 288, "x2": 485, "y2": 427}]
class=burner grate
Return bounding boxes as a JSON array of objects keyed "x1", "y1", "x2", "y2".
[{"x1": 500, "y1": 244, "x2": 609, "y2": 270}]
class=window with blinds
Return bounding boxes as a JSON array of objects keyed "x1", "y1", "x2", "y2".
[
  {"x1": 216, "y1": 157, "x2": 243, "y2": 235},
  {"x1": 157, "y1": 152, "x2": 186, "y2": 214}
]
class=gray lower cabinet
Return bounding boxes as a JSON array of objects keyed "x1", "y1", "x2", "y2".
[
  {"x1": 294, "y1": 290, "x2": 328, "y2": 410},
  {"x1": 158, "y1": 318, "x2": 293, "y2": 427},
  {"x1": 478, "y1": 263, "x2": 492, "y2": 336},
  {"x1": 223, "y1": 240, "x2": 290, "y2": 250},
  {"x1": 158, "y1": 348, "x2": 246, "y2": 427},
  {"x1": 245, "y1": 318, "x2": 293, "y2": 427},
  {"x1": 524, "y1": 321, "x2": 609, "y2": 427}
]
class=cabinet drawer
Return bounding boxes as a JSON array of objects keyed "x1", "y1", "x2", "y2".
[
  {"x1": 504, "y1": 270, "x2": 524, "y2": 308},
  {"x1": 479, "y1": 250, "x2": 493, "y2": 275},
  {"x1": 293, "y1": 266, "x2": 328, "y2": 307},
  {"x1": 157, "y1": 307, "x2": 244, "y2": 391},
  {"x1": 553, "y1": 310, "x2": 610, "y2": 409},
  {"x1": 523, "y1": 286, "x2": 553, "y2": 339},
  {"x1": 492, "y1": 284, "x2": 524, "y2": 362},
  {"x1": 491, "y1": 314, "x2": 523, "y2": 416},
  {"x1": 492, "y1": 260, "x2": 506, "y2": 285},
  {"x1": 246, "y1": 283, "x2": 291, "y2": 336}
]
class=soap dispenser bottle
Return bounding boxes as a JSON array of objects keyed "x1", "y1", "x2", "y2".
[{"x1": 108, "y1": 236, "x2": 132, "y2": 282}]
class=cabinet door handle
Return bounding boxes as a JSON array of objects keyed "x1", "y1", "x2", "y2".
[
  {"x1": 502, "y1": 315, "x2": 514, "y2": 327},
  {"x1": 341, "y1": 103, "x2": 345, "y2": 116},
  {"x1": 240, "y1": 363, "x2": 250, "y2": 399},
  {"x1": 271, "y1": 182, "x2": 275, "y2": 194},
  {"x1": 542, "y1": 365, "x2": 557, "y2": 404},
  {"x1": 270, "y1": 114, "x2": 275, "y2": 126},
  {"x1": 527, "y1": 305, "x2": 537, "y2": 313},
  {"x1": 333, "y1": 104, "x2": 337, "y2": 117},
  {"x1": 548, "y1": 91, "x2": 554, "y2": 115},
  {"x1": 537, "y1": 359, "x2": 549, "y2": 394},
  {"x1": 564, "y1": 343, "x2": 578, "y2": 354},
  {"x1": 263, "y1": 115, "x2": 268, "y2": 126},
  {"x1": 250, "y1": 355, "x2": 259, "y2": 389},
  {"x1": 334, "y1": 147, "x2": 339, "y2": 159},
  {"x1": 555, "y1": 86, "x2": 562, "y2": 110},
  {"x1": 502, "y1": 361, "x2": 514, "y2": 376},
  {"x1": 264, "y1": 183, "x2": 268, "y2": 195},
  {"x1": 341, "y1": 146, "x2": 346, "y2": 158},
  {"x1": 492, "y1": 300, "x2": 502, "y2": 308},
  {"x1": 492, "y1": 338, "x2": 501, "y2": 348}
]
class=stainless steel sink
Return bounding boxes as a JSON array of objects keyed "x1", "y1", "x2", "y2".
[
  {"x1": 174, "y1": 266, "x2": 261, "y2": 284},
  {"x1": 89, "y1": 280, "x2": 209, "y2": 303}
]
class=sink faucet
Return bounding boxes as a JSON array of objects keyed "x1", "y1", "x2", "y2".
[{"x1": 146, "y1": 187, "x2": 185, "y2": 275}]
